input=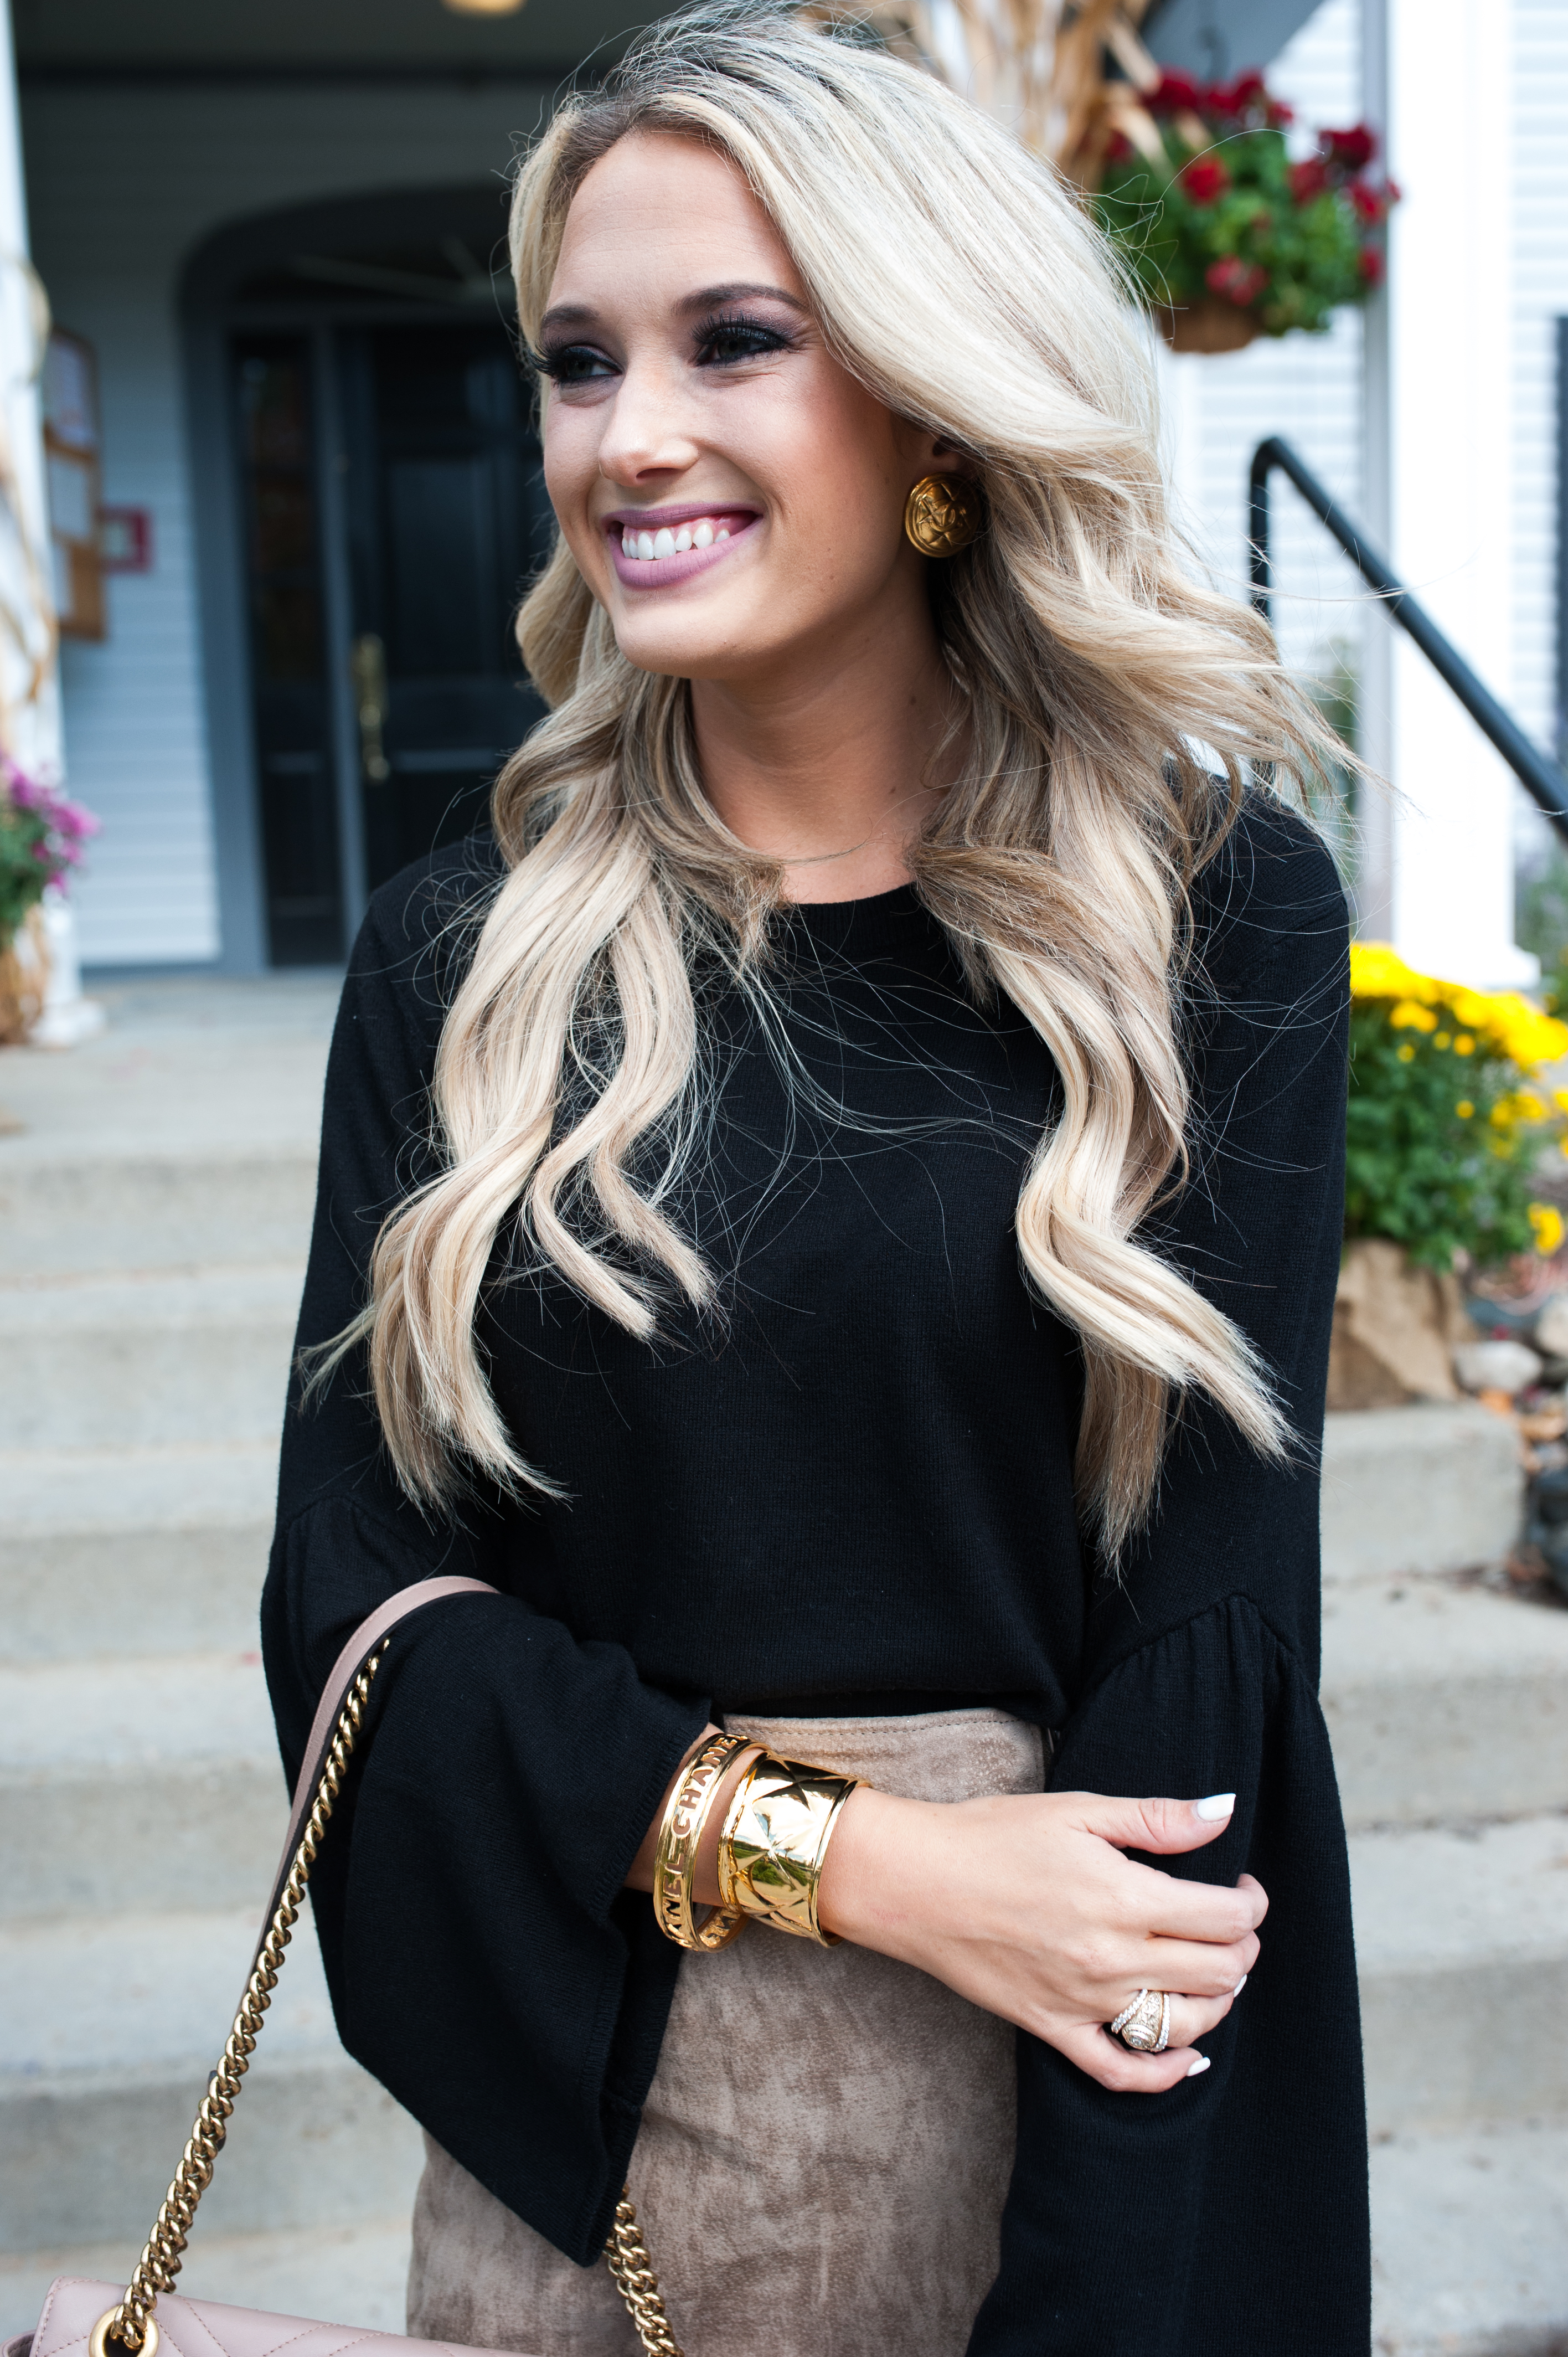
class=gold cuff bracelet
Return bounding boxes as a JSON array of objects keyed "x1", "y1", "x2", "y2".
[
  {"x1": 651, "y1": 1732, "x2": 757, "y2": 1953},
  {"x1": 716, "y1": 1751, "x2": 864, "y2": 1946}
]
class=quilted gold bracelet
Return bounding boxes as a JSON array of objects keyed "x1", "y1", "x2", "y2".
[
  {"x1": 716, "y1": 1751, "x2": 865, "y2": 1946},
  {"x1": 651, "y1": 1732, "x2": 759, "y2": 1953}
]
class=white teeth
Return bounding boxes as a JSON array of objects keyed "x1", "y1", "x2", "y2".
[
  {"x1": 653, "y1": 527, "x2": 675, "y2": 558},
  {"x1": 693, "y1": 521, "x2": 714, "y2": 548},
  {"x1": 674, "y1": 526, "x2": 692, "y2": 553},
  {"x1": 716, "y1": 526, "x2": 730, "y2": 539},
  {"x1": 637, "y1": 531, "x2": 655, "y2": 560},
  {"x1": 621, "y1": 527, "x2": 633, "y2": 554}
]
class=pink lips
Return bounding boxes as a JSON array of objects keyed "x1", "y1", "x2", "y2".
[{"x1": 604, "y1": 508, "x2": 761, "y2": 591}]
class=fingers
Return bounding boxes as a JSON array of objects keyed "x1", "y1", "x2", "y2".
[
  {"x1": 1132, "y1": 1864, "x2": 1268, "y2": 1942},
  {"x1": 1137, "y1": 1930, "x2": 1260, "y2": 1995},
  {"x1": 1059, "y1": 2020, "x2": 1214, "y2": 2094},
  {"x1": 1165, "y1": 1985, "x2": 1241, "y2": 2047},
  {"x1": 1069, "y1": 1790, "x2": 1237, "y2": 1857}
]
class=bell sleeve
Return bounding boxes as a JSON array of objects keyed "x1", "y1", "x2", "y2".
[
  {"x1": 968, "y1": 802, "x2": 1370, "y2": 2357},
  {"x1": 261, "y1": 855, "x2": 706, "y2": 2265}
]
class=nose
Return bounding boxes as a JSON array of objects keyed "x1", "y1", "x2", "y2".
[{"x1": 595, "y1": 354, "x2": 702, "y2": 490}]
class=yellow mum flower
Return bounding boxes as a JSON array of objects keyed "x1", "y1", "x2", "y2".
[
  {"x1": 1529, "y1": 1203, "x2": 1565, "y2": 1255},
  {"x1": 1456, "y1": 1100, "x2": 1474, "y2": 1119},
  {"x1": 1350, "y1": 942, "x2": 1434, "y2": 1002},
  {"x1": 1489, "y1": 1100, "x2": 1517, "y2": 1128},
  {"x1": 1515, "y1": 1090, "x2": 1548, "y2": 1122},
  {"x1": 1390, "y1": 1000, "x2": 1439, "y2": 1032},
  {"x1": 1453, "y1": 1035, "x2": 1476, "y2": 1056},
  {"x1": 1396, "y1": 1043, "x2": 1416, "y2": 1063},
  {"x1": 1555, "y1": 1089, "x2": 1568, "y2": 1116},
  {"x1": 1435, "y1": 1032, "x2": 1452, "y2": 1048}
]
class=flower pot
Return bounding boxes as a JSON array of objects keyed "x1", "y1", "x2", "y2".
[
  {"x1": 0, "y1": 904, "x2": 50, "y2": 1045},
  {"x1": 1158, "y1": 298, "x2": 1261, "y2": 355},
  {"x1": 1327, "y1": 1237, "x2": 1476, "y2": 1411}
]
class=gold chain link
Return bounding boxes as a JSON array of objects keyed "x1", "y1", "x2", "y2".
[
  {"x1": 604, "y1": 2189, "x2": 685, "y2": 2357},
  {"x1": 99, "y1": 1646, "x2": 389, "y2": 2355},
  {"x1": 94, "y1": 1634, "x2": 685, "y2": 2357}
]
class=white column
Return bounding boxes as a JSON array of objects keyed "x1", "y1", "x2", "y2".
[
  {"x1": 0, "y1": 0, "x2": 100, "y2": 1041},
  {"x1": 1385, "y1": 0, "x2": 1535, "y2": 987}
]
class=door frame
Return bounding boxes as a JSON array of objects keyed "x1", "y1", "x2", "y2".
[{"x1": 179, "y1": 185, "x2": 518, "y2": 970}]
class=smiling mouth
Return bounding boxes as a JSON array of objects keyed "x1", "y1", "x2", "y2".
[{"x1": 605, "y1": 508, "x2": 759, "y2": 571}]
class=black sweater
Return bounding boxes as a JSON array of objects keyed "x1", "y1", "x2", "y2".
[{"x1": 262, "y1": 795, "x2": 1367, "y2": 2355}]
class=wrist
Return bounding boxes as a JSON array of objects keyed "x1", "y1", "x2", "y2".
[{"x1": 815, "y1": 1783, "x2": 934, "y2": 1952}]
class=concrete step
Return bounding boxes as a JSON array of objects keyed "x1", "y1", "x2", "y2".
[
  {"x1": 1352, "y1": 1810, "x2": 1568, "y2": 2137},
  {"x1": 0, "y1": 1443, "x2": 276, "y2": 1664},
  {"x1": 1371, "y1": 2117, "x2": 1568, "y2": 2355},
  {"x1": 0, "y1": 1268, "x2": 303, "y2": 1449},
  {"x1": 0, "y1": 1152, "x2": 318, "y2": 1284},
  {"x1": 0, "y1": 2217, "x2": 414, "y2": 2346},
  {"x1": 1323, "y1": 1575, "x2": 1568, "y2": 1830},
  {"x1": 0, "y1": 1906, "x2": 425, "y2": 2255},
  {"x1": 1322, "y1": 1403, "x2": 1524, "y2": 1586},
  {"x1": 0, "y1": 1654, "x2": 284, "y2": 1919}
]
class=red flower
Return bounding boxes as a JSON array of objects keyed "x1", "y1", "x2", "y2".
[
  {"x1": 1348, "y1": 180, "x2": 1383, "y2": 224},
  {"x1": 1148, "y1": 70, "x2": 1204, "y2": 115},
  {"x1": 1290, "y1": 156, "x2": 1331, "y2": 204},
  {"x1": 1359, "y1": 245, "x2": 1385, "y2": 285},
  {"x1": 1206, "y1": 256, "x2": 1267, "y2": 306},
  {"x1": 1267, "y1": 100, "x2": 1296, "y2": 128},
  {"x1": 1181, "y1": 155, "x2": 1232, "y2": 205},
  {"x1": 1322, "y1": 123, "x2": 1376, "y2": 170},
  {"x1": 1385, "y1": 178, "x2": 1403, "y2": 205},
  {"x1": 1105, "y1": 127, "x2": 1133, "y2": 163}
]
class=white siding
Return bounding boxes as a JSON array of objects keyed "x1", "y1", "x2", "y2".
[
  {"x1": 20, "y1": 79, "x2": 550, "y2": 966},
  {"x1": 1160, "y1": 0, "x2": 1368, "y2": 694},
  {"x1": 1512, "y1": 0, "x2": 1568, "y2": 791}
]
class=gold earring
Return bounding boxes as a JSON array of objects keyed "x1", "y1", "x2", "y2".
[{"x1": 904, "y1": 473, "x2": 983, "y2": 557}]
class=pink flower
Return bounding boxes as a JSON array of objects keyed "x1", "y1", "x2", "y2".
[
  {"x1": 1181, "y1": 155, "x2": 1232, "y2": 205},
  {"x1": 1322, "y1": 124, "x2": 1377, "y2": 171},
  {"x1": 1206, "y1": 256, "x2": 1267, "y2": 306}
]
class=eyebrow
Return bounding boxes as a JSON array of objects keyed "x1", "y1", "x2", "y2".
[{"x1": 538, "y1": 282, "x2": 809, "y2": 336}]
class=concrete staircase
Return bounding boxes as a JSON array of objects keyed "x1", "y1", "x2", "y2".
[
  {"x1": 0, "y1": 979, "x2": 424, "y2": 2336},
  {"x1": 2, "y1": 979, "x2": 1566, "y2": 2353}
]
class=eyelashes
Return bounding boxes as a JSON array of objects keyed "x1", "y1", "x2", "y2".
[{"x1": 532, "y1": 309, "x2": 800, "y2": 383}]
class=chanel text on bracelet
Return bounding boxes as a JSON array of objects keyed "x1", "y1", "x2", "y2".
[
  {"x1": 651, "y1": 1732, "x2": 757, "y2": 1953},
  {"x1": 716, "y1": 1752, "x2": 864, "y2": 1946}
]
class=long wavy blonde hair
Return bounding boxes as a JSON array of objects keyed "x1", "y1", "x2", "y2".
[{"x1": 345, "y1": 3, "x2": 1342, "y2": 1558}]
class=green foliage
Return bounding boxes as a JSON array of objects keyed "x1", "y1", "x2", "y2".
[{"x1": 1348, "y1": 1004, "x2": 1556, "y2": 1282}]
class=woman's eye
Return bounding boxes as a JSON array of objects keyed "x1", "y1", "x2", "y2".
[
  {"x1": 696, "y1": 323, "x2": 791, "y2": 368},
  {"x1": 538, "y1": 345, "x2": 617, "y2": 385}
]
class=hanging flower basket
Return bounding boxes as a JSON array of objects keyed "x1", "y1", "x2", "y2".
[{"x1": 1092, "y1": 71, "x2": 1399, "y2": 348}]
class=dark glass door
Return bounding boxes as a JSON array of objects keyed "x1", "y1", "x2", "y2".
[
  {"x1": 339, "y1": 323, "x2": 554, "y2": 892},
  {"x1": 234, "y1": 339, "x2": 344, "y2": 966}
]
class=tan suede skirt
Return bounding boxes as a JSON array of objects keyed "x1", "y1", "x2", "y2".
[{"x1": 407, "y1": 1707, "x2": 1044, "y2": 2357}]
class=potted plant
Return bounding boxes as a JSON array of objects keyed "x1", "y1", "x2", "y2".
[
  {"x1": 1332, "y1": 942, "x2": 1568, "y2": 1408},
  {"x1": 0, "y1": 758, "x2": 99, "y2": 1044},
  {"x1": 1094, "y1": 71, "x2": 1399, "y2": 353}
]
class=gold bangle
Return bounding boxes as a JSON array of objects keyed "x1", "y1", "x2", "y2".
[
  {"x1": 716, "y1": 1751, "x2": 864, "y2": 1946},
  {"x1": 651, "y1": 1733, "x2": 757, "y2": 1953}
]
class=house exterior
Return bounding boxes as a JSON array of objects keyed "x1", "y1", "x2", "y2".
[{"x1": 6, "y1": 0, "x2": 1566, "y2": 989}]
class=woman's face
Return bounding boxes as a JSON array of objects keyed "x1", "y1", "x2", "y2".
[{"x1": 538, "y1": 132, "x2": 941, "y2": 686}]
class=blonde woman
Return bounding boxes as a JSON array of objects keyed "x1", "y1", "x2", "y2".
[{"x1": 264, "y1": 8, "x2": 1365, "y2": 2352}]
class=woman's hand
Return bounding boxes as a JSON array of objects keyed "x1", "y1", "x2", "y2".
[{"x1": 817, "y1": 1785, "x2": 1264, "y2": 2092}]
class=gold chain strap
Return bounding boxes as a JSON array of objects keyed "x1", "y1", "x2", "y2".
[
  {"x1": 605, "y1": 2190, "x2": 685, "y2": 2356},
  {"x1": 92, "y1": 1645, "x2": 391, "y2": 2357},
  {"x1": 88, "y1": 1632, "x2": 686, "y2": 2357}
]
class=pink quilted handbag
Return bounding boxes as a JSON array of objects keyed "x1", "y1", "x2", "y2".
[{"x1": 4, "y1": 1578, "x2": 682, "y2": 2357}]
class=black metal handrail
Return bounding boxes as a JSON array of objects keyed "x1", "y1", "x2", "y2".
[{"x1": 1248, "y1": 434, "x2": 1568, "y2": 842}]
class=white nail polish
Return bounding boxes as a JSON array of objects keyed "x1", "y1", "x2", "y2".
[
  {"x1": 1186, "y1": 2055, "x2": 1211, "y2": 2077},
  {"x1": 1232, "y1": 1974, "x2": 1248, "y2": 1996},
  {"x1": 1194, "y1": 1793, "x2": 1235, "y2": 1821}
]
